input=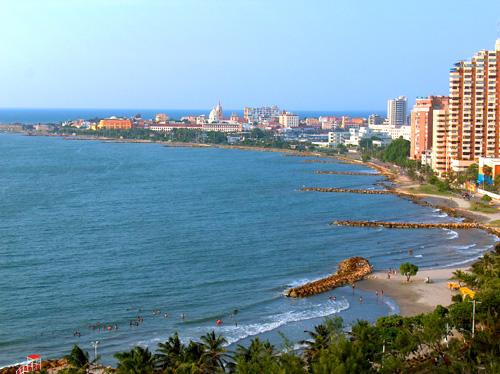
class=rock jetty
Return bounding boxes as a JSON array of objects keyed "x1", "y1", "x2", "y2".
[
  {"x1": 285, "y1": 257, "x2": 372, "y2": 298},
  {"x1": 314, "y1": 171, "x2": 378, "y2": 176},
  {"x1": 301, "y1": 187, "x2": 392, "y2": 194},
  {"x1": 332, "y1": 220, "x2": 482, "y2": 230}
]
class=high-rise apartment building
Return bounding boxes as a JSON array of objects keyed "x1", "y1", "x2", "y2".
[
  {"x1": 446, "y1": 40, "x2": 500, "y2": 172},
  {"x1": 243, "y1": 105, "x2": 280, "y2": 123},
  {"x1": 279, "y1": 112, "x2": 299, "y2": 128},
  {"x1": 431, "y1": 108, "x2": 450, "y2": 175},
  {"x1": 410, "y1": 96, "x2": 449, "y2": 160},
  {"x1": 387, "y1": 96, "x2": 408, "y2": 126}
]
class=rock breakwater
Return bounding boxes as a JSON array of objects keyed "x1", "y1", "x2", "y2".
[
  {"x1": 332, "y1": 220, "x2": 482, "y2": 230},
  {"x1": 285, "y1": 257, "x2": 372, "y2": 297},
  {"x1": 301, "y1": 187, "x2": 392, "y2": 194},
  {"x1": 314, "y1": 171, "x2": 379, "y2": 176}
]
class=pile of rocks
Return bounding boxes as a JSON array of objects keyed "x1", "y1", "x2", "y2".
[
  {"x1": 332, "y1": 220, "x2": 481, "y2": 230},
  {"x1": 301, "y1": 187, "x2": 392, "y2": 194},
  {"x1": 314, "y1": 171, "x2": 378, "y2": 176},
  {"x1": 285, "y1": 257, "x2": 372, "y2": 298}
]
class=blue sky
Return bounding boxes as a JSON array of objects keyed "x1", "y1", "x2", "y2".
[{"x1": 1, "y1": 0, "x2": 499, "y2": 111}]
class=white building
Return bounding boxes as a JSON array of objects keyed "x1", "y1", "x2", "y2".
[
  {"x1": 202, "y1": 122, "x2": 242, "y2": 133},
  {"x1": 209, "y1": 101, "x2": 223, "y2": 123},
  {"x1": 278, "y1": 112, "x2": 299, "y2": 128},
  {"x1": 344, "y1": 127, "x2": 372, "y2": 146},
  {"x1": 328, "y1": 131, "x2": 350, "y2": 146},
  {"x1": 368, "y1": 123, "x2": 411, "y2": 141},
  {"x1": 387, "y1": 96, "x2": 408, "y2": 126},
  {"x1": 243, "y1": 105, "x2": 280, "y2": 122}
]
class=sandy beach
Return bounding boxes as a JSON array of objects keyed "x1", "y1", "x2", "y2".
[{"x1": 357, "y1": 267, "x2": 465, "y2": 316}]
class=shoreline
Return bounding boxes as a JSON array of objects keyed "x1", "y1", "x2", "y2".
[
  {"x1": 0, "y1": 131, "x2": 498, "y2": 369},
  {"x1": 357, "y1": 267, "x2": 465, "y2": 316}
]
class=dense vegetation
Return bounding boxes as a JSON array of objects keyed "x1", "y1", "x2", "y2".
[
  {"x1": 54, "y1": 247, "x2": 500, "y2": 373},
  {"x1": 51, "y1": 127, "x2": 308, "y2": 151}
]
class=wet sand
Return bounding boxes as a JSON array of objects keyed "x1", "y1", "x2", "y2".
[{"x1": 357, "y1": 268, "x2": 464, "y2": 316}]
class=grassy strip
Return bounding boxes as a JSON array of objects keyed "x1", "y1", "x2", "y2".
[
  {"x1": 470, "y1": 201, "x2": 498, "y2": 213},
  {"x1": 407, "y1": 184, "x2": 454, "y2": 197}
]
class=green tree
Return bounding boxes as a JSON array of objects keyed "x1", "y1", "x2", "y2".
[
  {"x1": 199, "y1": 330, "x2": 229, "y2": 371},
  {"x1": 62, "y1": 345, "x2": 92, "y2": 374},
  {"x1": 233, "y1": 338, "x2": 280, "y2": 374},
  {"x1": 382, "y1": 138, "x2": 410, "y2": 166},
  {"x1": 400, "y1": 262, "x2": 419, "y2": 282},
  {"x1": 466, "y1": 163, "x2": 479, "y2": 182},
  {"x1": 301, "y1": 317, "x2": 343, "y2": 365},
  {"x1": 114, "y1": 346, "x2": 155, "y2": 374},
  {"x1": 155, "y1": 332, "x2": 185, "y2": 371}
]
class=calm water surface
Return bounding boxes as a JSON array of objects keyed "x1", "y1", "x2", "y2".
[{"x1": 0, "y1": 134, "x2": 496, "y2": 365}]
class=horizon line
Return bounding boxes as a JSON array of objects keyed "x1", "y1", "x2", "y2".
[{"x1": 0, "y1": 106, "x2": 385, "y2": 113}]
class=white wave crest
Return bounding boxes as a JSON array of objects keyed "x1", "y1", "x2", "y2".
[
  {"x1": 441, "y1": 255, "x2": 484, "y2": 268},
  {"x1": 286, "y1": 275, "x2": 331, "y2": 288},
  {"x1": 178, "y1": 299, "x2": 350, "y2": 347},
  {"x1": 383, "y1": 298, "x2": 400, "y2": 315},
  {"x1": 432, "y1": 213, "x2": 448, "y2": 218},
  {"x1": 220, "y1": 299, "x2": 350, "y2": 345},
  {"x1": 442, "y1": 229, "x2": 459, "y2": 240}
]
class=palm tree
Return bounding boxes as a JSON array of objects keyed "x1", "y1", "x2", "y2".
[
  {"x1": 235, "y1": 337, "x2": 275, "y2": 362},
  {"x1": 200, "y1": 330, "x2": 229, "y2": 371},
  {"x1": 300, "y1": 317, "x2": 343, "y2": 364},
  {"x1": 63, "y1": 345, "x2": 92, "y2": 373},
  {"x1": 155, "y1": 332, "x2": 185, "y2": 370},
  {"x1": 231, "y1": 337, "x2": 277, "y2": 372},
  {"x1": 114, "y1": 346, "x2": 155, "y2": 374}
]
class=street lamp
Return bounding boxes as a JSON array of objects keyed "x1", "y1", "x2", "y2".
[
  {"x1": 469, "y1": 300, "x2": 481, "y2": 338},
  {"x1": 90, "y1": 341, "x2": 100, "y2": 361}
]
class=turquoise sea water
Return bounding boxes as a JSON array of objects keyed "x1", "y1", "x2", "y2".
[{"x1": 0, "y1": 133, "x2": 496, "y2": 366}]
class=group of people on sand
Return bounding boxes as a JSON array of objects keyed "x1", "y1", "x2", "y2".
[{"x1": 387, "y1": 268, "x2": 398, "y2": 279}]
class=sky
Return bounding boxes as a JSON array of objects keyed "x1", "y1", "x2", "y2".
[{"x1": 1, "y1": 0, "x2": 499, "y2": 111}]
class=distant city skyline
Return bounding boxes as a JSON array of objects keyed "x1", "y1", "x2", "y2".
[{"x1": 1, "y1": 0, "x2": 499, "y2": 110}]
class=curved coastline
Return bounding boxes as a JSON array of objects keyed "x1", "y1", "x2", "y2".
[{"x1": 2, "y1": 132, "x2": 498, "y2": 369}]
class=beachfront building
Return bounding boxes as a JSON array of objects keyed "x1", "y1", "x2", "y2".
[
  {"x1": 446, "y1": 39, "x2": 500, "y2": 173},
  {"x1": 387, "y1": 96, "x2": 408, "y2": 126},
  {"x1": 410, "y1": 96, "x2": 449, "y2": 161},
  {"x1": 278, "y1": 112, "x2": 299, "y2": 128},
  {"x1": 344, "y1": 126, "x2": 372, "y2": 146},
  {"x1": 431, "y1": 107, "x2": 450, "y2": 175},
  {"x1": 368, "y1": 122, "x2": 411, "y2": 141},
  {"x1": 97, "y1": 118, "x2": 132, "y2": 130},
  {"x1": 243, "y1": 105, "x2": 280, "y2": 123},
  {"x1": 209, "y1": 101, "x2": 223, "y2": 123},
  {"x1": 149, "y1": 123, "x2": 203, "y2": 132},
  {"x1": 328, "y1": 130, "x2": 350, "y2": 146},
  {"x1": 202, "y1": 122, "x2": 242, "y2": 133}
]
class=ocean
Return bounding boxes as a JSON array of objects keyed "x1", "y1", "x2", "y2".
[
  {"x1": 0, "y1": 108, "x2": 385, "y2": 124},
  {"x1": 0, "y1": 133, "x2": 495, "y2": 366}
]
